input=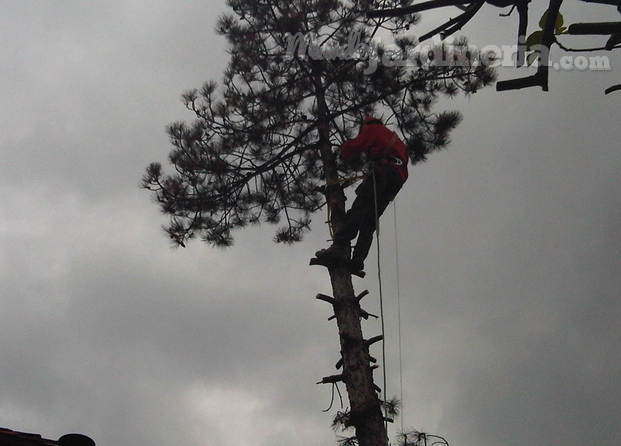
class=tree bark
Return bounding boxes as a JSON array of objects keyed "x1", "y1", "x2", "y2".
[{"x1": 313, "y1": 69, "x2": 388, "y2": 446}]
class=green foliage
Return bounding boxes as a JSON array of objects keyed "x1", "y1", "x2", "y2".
[
  {"x1": 525, "y1": 30, "x2": 543, "y2": 50},
  {"x1": 525, "y1": 8, "x2": 567, "y2": 66},
  {"x1": 143, "y1": 0, "x2": 495, "y2": 247},
  {"x1": 538, "y1": 10, "x2": 566, "y2": 34},
  {"x1": 526, "y1": 51, "x2": 539, "y2": 67}
]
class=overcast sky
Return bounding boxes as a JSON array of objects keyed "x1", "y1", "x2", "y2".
[{"x1": 1, "y1": 2, "x2": 620, "y2": 446}]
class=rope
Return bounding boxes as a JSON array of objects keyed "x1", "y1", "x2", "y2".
[
  {"x1": 371, "y1": 168, "x2": 389, "y2": 436},
  {"x1": 322, "y1": 382, "x2": 344, "y2": 412},
  {"x1": 394, "y1": 201, "x2": 405, "y2": 434},
  {"x1": 373, "y1": 168, "x2": 406, "y2": 440}
]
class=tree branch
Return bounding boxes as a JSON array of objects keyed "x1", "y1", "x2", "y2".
[
  {"x1": 368, "y1": 0, "x2": 474, "y2": 19},
  {"x1": 496, "y1": 72, "x2": 546, "y2": 91},
  {"x1": 578, "y1": 0, "x2": 621, "y2": 7},
  {"x1": 418, "y1": 1, "x2": 484, "y2": 42},
  {"x1": 496, "y1": 0, "x2": 564, "y2": 92},
  {"x1": 568, "y1": 21, "x2": 621, "y2": 35},
  {"x1": 554, "y1": 36, "x2": 619, "y2": 52},
  {"x1": 516, "y1": 2, "x2": 530, "y2": 66}
]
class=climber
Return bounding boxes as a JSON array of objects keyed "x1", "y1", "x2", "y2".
[{"x1": 315, "y1": 116, "x2": 409, "y2": 273}]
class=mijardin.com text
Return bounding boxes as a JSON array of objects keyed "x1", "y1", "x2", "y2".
[{"x1": 284, "y1": 30, "x2": 612, "y2": 74}]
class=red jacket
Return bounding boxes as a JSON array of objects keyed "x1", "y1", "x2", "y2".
[{"x1": 341, "y1": 123, "x2": 408, "y2": 181}]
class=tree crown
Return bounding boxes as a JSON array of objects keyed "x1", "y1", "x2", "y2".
[{"x1": 142, "y1": 0, "x2": 495, "y2": 247}]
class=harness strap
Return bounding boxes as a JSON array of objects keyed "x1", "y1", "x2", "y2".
[{"x1": 376, "y1": 132, "x2": 406, "y2": 167}]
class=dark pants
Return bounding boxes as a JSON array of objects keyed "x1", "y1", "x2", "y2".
[{"x1": 334, "y1": 165, "x2": 404, "y2": 264}]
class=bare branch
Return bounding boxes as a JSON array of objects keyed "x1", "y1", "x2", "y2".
[
  {"x1": 418, "y1": 2, "x2": 484, "y2": 42},
  {"x1": 568, "y1": 21, "x2": 621, "y2": 35},
  {"x1": 516, "y1": 1, "x2": 530, "y2": 66},
  {"x1": 605, "y1": 84, "x2": 621, "y2": 94},
  {"x1": 496, "y1": 0, "x2": 564, "y2": 92}
]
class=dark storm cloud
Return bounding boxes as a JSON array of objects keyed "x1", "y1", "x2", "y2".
[
  {"x1": 374, "y1": 69, "x2": 621, "y2": 444},
  {"x1": 1, "y1": 1, "x2": 227, "y2": 199},
  {"x1": 0, "y1": 191, "x2": 339, "y2": 445},
  {"x1": 1, "y1": 2, "x2": 620, "y2": 446}
]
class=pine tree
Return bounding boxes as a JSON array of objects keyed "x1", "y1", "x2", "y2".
[{"x1": 142, "y1": 1, "x2": 495, "y2": 445}]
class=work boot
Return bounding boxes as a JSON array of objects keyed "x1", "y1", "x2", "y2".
[
  {"x1": 314, "y1": 243, "x2": 348, "y2": 263},
  {"x1": 348, "y1": 257, "x2": 365, "y2": 274}
]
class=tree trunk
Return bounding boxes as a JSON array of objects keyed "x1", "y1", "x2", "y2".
[
  {"x1": 314, "y1": 74, "x2": 388, "y2": 446},
  {"x1": 327, "y1": 266, "x2": 389, "y2": 446}
]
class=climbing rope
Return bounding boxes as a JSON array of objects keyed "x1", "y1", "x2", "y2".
[
  {"x1": 373, "y1": 168, "x2": 407, "y2": 438},
  {"x1": 393, "y1": 200, "x2": 405, "y2": 434},
  {"x1": 322, "y1": 382, "x2": 344, "y2": 413},
  {"x1": 371, "y1": 168, "x2": 389, "y2": 434},
  {"x1": 324, "y1": 164, "x2": 405, "y2": 438}
]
